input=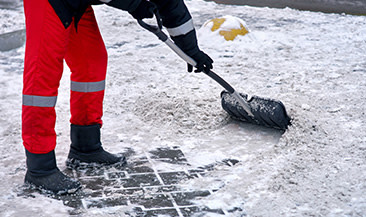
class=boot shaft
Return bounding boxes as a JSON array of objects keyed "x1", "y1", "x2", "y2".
[
  {"x1": 70, "y1": 124, "x2": 102, "y2": 153},
  {"x1": 25, "y1": 150, "x2": 58, "y2": 177}
]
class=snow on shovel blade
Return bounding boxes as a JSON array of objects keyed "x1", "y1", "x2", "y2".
[{"x1": 221, "y1": 91, "x2": 291, "y2": 130}]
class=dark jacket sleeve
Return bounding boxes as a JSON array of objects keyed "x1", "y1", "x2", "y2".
[
  {"x1": 151, "y1": 0, "x2": 199, "y2": 56},
  {"x1": 48, "y1": 0, "x2": 142, "y2": 29},
  {"x1": 99, "y1": 0, "x2": 141, "y2": 12},
  {"x1": 151, "y1": 0, "x2": 191, "y2": 28}
]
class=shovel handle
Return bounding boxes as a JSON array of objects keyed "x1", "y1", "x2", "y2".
[
  {"x1": 137, "y1": 12, "x2": 235, "y2": 94},
  {"x1": 137, "y1": 11, "x2": 168, "y2": 42},
  {"x1": 137, "y1": 14, "x2": 253, "y2": 115}
]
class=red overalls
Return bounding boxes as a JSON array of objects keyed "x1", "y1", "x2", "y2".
[{"x1": 23, "y1": 0, "x2": 107, "y2": 154}]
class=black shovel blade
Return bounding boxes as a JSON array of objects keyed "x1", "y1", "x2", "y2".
[{"x1": 221, "y1": 91, "x2": 291, "y2": 130}]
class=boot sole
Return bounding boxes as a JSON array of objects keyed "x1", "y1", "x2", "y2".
[
  {"x1": 24, "y1": 181, "x2": 81, "y2": 195},
  {"x1": 66, "y1": 157, "x2": 127, "y2": 170}
]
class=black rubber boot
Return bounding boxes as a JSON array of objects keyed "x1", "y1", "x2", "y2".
[
  {"x1": 24, "y1": 150, "x2": 81, "y2": 195},
  {"x1": 66, "y1": 124, "x2": 126, "y2": 169}
]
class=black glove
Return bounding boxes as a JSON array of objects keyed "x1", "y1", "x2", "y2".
[
  {"x1": 172, "y1": 29, "x2": 214, "y2": 73},
  {"x1": 129, "y1": 0, "x2": 157, "y2": 20},
  {"x1": 187, "y1": 51, "x2": 213, "y2": 73}
]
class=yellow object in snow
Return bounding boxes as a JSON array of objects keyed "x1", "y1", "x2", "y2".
[{"x1": 204, "y1": 17, "x2": 249, "y2": 41}]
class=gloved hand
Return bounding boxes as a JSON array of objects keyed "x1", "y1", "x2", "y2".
[
  {"x1": 187, "y1": 51, "x2": 213, "y2": 73},
  {"x1": 172, "y1": 29, "x2": 214, "y2": 73},
  {"x1": 129, "y1": 0, "x2": 157, "y2": 20}
]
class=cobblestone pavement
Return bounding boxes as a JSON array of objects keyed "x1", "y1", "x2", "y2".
[{"x1": 20, "y1": 147, "x2": 243, "y2": 216}]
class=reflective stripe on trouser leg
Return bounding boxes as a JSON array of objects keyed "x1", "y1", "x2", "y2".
[
  {"x1": 70, "y1": 80, "x2": 105, "y2": 126},
  {"x1": 23, "y1": 95, "x2": 57, "y2": 107},
  {"x1": 22, "y1": 96, "x2": 58, "y2": 152},
  {"x1": 22, "y1": 0, "x2": 71, "y2": 154},
  {"x1": 65, "y1": 6, "x2": 107, "y2": 126},
  {"x1": 71, "y1": 80, "x2": 105, "y2": 93}
]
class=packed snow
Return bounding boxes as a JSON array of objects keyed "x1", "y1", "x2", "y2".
[{"x1": 0, "y1": 0, "x2": 365, "y2": 216}]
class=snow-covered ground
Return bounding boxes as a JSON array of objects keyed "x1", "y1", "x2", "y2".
[{"x1": 0, "y1": 0, "x2": 365, "y2": 216}]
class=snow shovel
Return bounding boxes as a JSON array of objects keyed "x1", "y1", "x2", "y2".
[{"x1": 137, "y1": 12, "x2": 291, "y2": 130}]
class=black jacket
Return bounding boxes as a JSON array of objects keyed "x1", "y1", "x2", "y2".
[
  {"x1": 48, "y1": 0, "x2": 192, "y2": 30},
  {"x1": 48, "y1": 0, "x2": 198, "y2": 57}
]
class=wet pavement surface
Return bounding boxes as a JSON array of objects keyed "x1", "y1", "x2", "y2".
[{"x1": 19, "y1": 147, "x2": 243, "y2": 216}]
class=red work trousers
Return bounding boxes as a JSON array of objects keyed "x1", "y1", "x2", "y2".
[{"x1": 22, "y1": 0, "x2": 107, "y2": 154}]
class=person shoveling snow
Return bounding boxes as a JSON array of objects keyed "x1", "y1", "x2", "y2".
[{"x1": 22, "y1": 0, "x2": 212, "y2": 195}]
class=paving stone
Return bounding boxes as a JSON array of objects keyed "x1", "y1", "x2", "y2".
[
  {"x1": 85, "y1": 190, "x2": 104, "y2": 198},
  {"x1": 125, "y1": 207, "x2": 146, "y2": 216},
  {"x1": 129, "y1": 194, "x2": 174, "y2": 209},
  {"x1": 121, "y1": 173, "x2": 161, "y2": 188},
  {"x1": 61, "y1": 195, "x2": 84, "y2": 210},
  {"x1": 144, "y1": 208, "x2": 180, "y2": 217},
  {"x1": 76, "y1": 167, "x2": 106, "y2": 177},
  {"x1": 132, "y1": 207, "x2": 179, "y2": 217},
  {"x1": 83, "y1": 197, "x2": 128, "y2": 209},
  {"x1": 81, "y1": 177, "x2": 119, "y2": 191},
  {"x1": 171, "y1": 191, "x2": 211, "y2": 206},
  {"x1": 143, "y1": 185, "x2": 180, "y2": 194},
  {"x1": 188, "y1": 169, "x2": 206, "y2": 174},
  {"x1": 107, "y1": 171, "x2": 127, "y2": 179},
  {"x1": 159, "y1": 171, "x2": 196, "y2": 185},
  {"x1": 149, "y1": 147, "x2": 188, "y2": 165},
  {"x1": 119, "y1": 147, "x2": 138, "y2": 158},
  {"x1": 180, "y1": 206, "x2": 226, "y2": 216},
  {"x1": 124, "y1": 160, "x2": 154, "y2": 174},
  {"x1": 104, "y1": 188, "x2": 144, "y2": 197},
  {"x1": 222, "y1": 159, "x2": 240, "y2": 167},
  {"x1": 197, "y1": 158, "x2": 240, "y2": 172}
]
